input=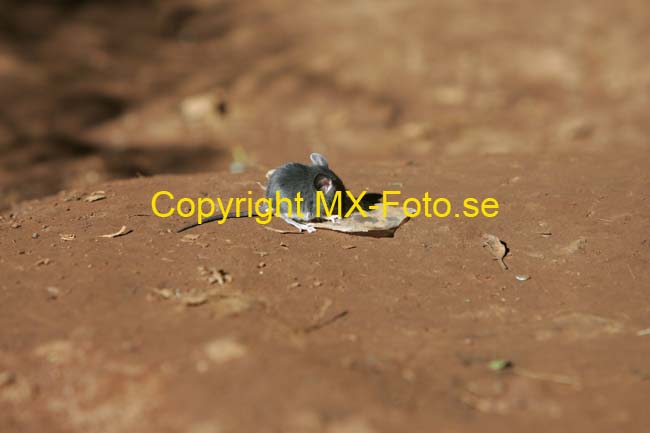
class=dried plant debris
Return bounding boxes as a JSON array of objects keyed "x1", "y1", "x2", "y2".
[
  {"x1": 481, "y1": 234, "x2": 508, "y2": 270},
  {"x1": 313, "y1": 298, "x2": 333, "y2": 322},
  {"x1": 303, "y1": 310, "x2": 349, "y2": 333},
  {"x1": 182, "y1": 292, "x2": 209, "y2": 307},
  {"x1": 198, "y1": 266, "x2": 232, "y2": 285},
  {"x1": 149, "y1": 288, "x2": 174, "y2": 300},
  {"x1": 203, "y1": 337, "x2": 247, "y2": 364},
  {"x1": 264, "y1": 226, "x2": 295, "y2": 234},
  {"x1": 149, "y1": 288, "x2": 209, "y2": 306},
  {"x1": 99, "y1": 225, "x2": 133, "y2": 238},
  {"x1": 181, "y1": 233, "x2": 209, "y2": 247},
  {"x1": 148, "y1": 285, "x2": 259, "y2": 318},
  {"x1": 149, "y1": 288, "x2": 208, "y2": 306},
  {"x1": 312, "y1": 204, "x2": 412, "y2": 236},
  {"x1": 83, "y1": 191, "x2": 107, "y2": 202}
]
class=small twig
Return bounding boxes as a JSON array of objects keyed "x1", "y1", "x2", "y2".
[
  {"x1": 99, "y1": 226, "x2": 133, "y2": 238},
  {"x1": 263, "y1": 226, "x2": 302, "y2": 235},
  {"x1": 303, "y1": 310, "x2": 349, "y2": 333}
]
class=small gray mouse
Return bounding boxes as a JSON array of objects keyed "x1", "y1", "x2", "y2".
[{"x1": 177, "y1": 153, "x2": 346, "y2": 233}]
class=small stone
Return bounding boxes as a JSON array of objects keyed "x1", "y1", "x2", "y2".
[{"x1": 46, "y1": 287, "x2": 60, "y2": 300}]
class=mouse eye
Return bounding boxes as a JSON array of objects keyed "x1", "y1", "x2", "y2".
[{"x1": 315, "y1": 175, "x2": 333, "y2": 193}]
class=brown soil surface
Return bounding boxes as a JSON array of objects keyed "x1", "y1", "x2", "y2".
[{"x1": 1, "y1": 1, "x2": 649, "y2": 432}]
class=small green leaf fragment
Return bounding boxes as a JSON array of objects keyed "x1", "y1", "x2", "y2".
[{"x1": 488, "y1": 359, "x2": 512, "y2": 371}]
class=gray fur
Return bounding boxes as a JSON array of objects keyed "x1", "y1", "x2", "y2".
[
  {"x1": 265, "y1": 158, "x2": 345, "y2": 222},
  {"x1": 177, "y1": 153, "x2": 346, "y2": 233}
]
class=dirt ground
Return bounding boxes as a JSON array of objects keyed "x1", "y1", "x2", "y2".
[{"x1": 1, "y1": 1, "x2": 649, "y2": 432}]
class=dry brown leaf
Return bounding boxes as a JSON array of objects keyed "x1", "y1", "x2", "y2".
[
  {"x1": 263, "y1": 226, "x2": 294, "y2": 234},
  {"x1": 83, "y1": 191, "x2": 107, "y2": 202},
  {"x1": 203, "y1": 337, "x2": 247, "y2": 364},
  {"x1": 99, "y1": 226, "x2": 133, "y2": 238},
  {"x1": 183, "y1": 293, "x2": 208, "y2": 306},
  {"x1": 198, "y1": 266, "x2": 232, "y2": 285},
  {"x1": 150, "y1": 288, "x2": 174, "y2": 300},
  {"x1": 312, "y1": 204, "x2": 411, "y2": 235},
  {"x1": 481, "y1": 234, "x2": 508, "y2": 270}
]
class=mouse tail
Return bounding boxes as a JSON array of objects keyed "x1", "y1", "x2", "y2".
[{"x1": 176, "y1": 211, "x2": 257, "y2": 233}]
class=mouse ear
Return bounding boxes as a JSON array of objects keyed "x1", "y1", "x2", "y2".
[
  {"x1": 310, "y1": 153, "x2": 329, "y2": 168},
  {"x1": 314, "y1": 174, "x2": 333, "y2": 193}
]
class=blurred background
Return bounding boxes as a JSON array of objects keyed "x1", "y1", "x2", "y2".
[{"x1": 1, "y1": 0, "x2": 648, "y2": 210}]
